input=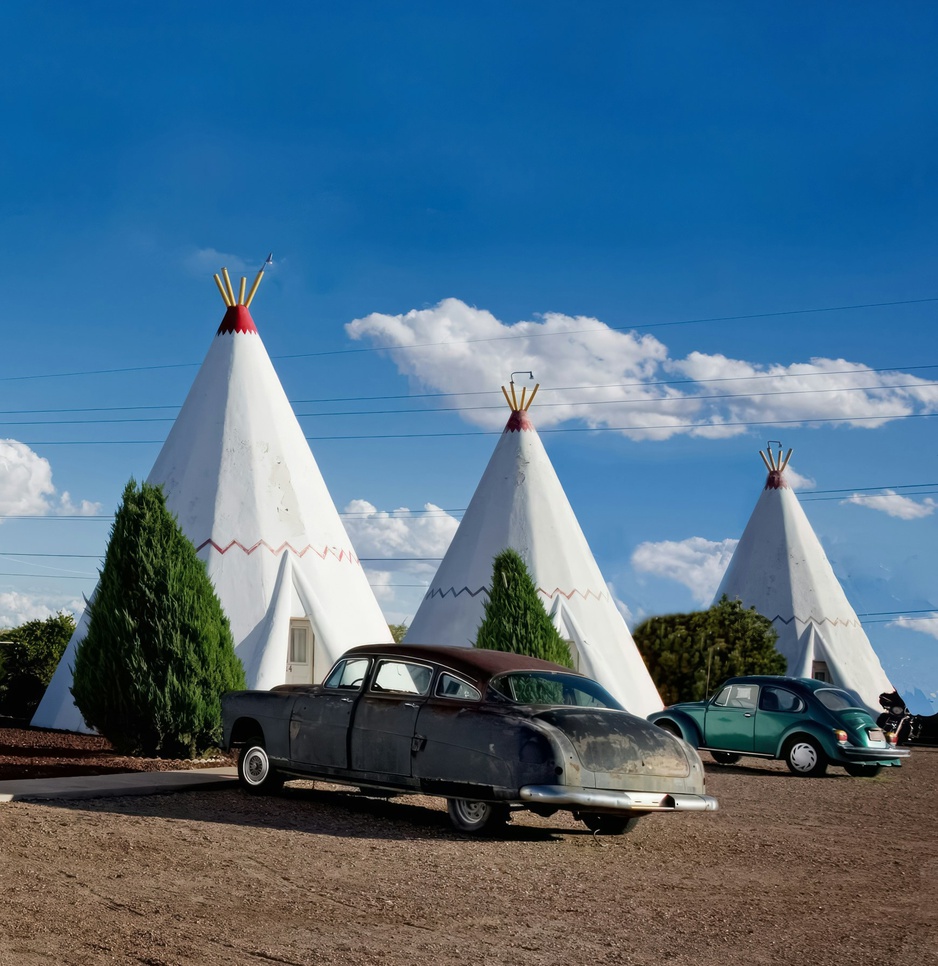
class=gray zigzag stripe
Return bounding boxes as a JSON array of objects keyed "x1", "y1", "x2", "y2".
[
  {"x1": 424, "y1": 586, "x2": 489, "y2": 601},
  {"x1": 769, "y1": 615, "x2": 861, "y2": 628}
]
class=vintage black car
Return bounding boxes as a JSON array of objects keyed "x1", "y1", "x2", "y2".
[{"x1": 221, "y1": 644, "x2": 718, "y2": 835}]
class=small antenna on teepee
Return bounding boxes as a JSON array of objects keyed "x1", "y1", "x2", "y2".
[
  {"x1": 502, "y1": 371, "x2": 539, "y2": 412},
  {"x1": 245, "y1": 253, "x2": 273, "y2": 308}
]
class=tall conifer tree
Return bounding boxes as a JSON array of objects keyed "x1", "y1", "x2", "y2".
[
  {"x1": 475, "y1": 548, "x2": 573, "y2": 668},
  {"x1": 71, "y1": 479, "x2": 245, "y2": 757}
]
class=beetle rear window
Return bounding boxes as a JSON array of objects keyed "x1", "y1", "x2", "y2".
[
  {"x1": 489, "y1": 671, "x2": 621, "y2": 709},
  {"x1": 815, "y1": 688, "x2": 859, "y2": 712}
]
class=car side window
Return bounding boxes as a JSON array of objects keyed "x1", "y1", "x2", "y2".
[
  {"x1": 436, "y1": 673, "x2": 481, "y2": 701},
  {"x1": 712, "y1": 686, "x2": 734, "y2": 707},
  {"x1": 760, "y1": 687, "x2": 803, "y2": 714},
  {"x1": 714, "y1": 684, "x2": 758, "y2": 709},
  {"x1": 371, "y1": 660, "x2": 433, "y2": 696},
  {"x1": 323, "y1": 658, "x2": 370, "y2": 690}
]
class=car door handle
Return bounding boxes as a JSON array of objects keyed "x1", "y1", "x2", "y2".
[
  {"x1": 744, "y1": 712, "x2": 752, "y2": 717},
  {"x1": 403, "y1": 702, "x2": 421, "y2": 709},
  {"x1": 340, "y1": 697, "x2": 354, "y2": 704}
]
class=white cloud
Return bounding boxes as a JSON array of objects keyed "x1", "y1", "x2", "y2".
[
  {"x1": 342, "y1": 500, "x2": 460, "y2": 623},
  {"x1": 345, "y1": 299, "x2": 938, "y2": 440},
  {"x1": 842, "y1": 490, "x2": 937, "y2": 520},
  {"x1": 889, "y1": 614, "x2": 938, "y2": 639},
  {"x1": 0, "y1": 440, "x2": 99, "y2": 521},
  {"x1": 0, "y1": 440, "x2": 55, "y2": 515},
  {"x1": 783, "y1": 465, "x2": 816, "y2": 491},
  {"x1": 0, "y1": 592, "x2": 84, "y2": 631},
  {"x1": 631, "y1": 537, "x2": 738, "y2": 606}
]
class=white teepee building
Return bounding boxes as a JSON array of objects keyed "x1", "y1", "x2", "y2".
[
  {"x1": 404, "y1": 383, "x2": 663, "y2": 717},
  {"x1": 33, "y1": 262, "x2": 391, "y2": 731},
  {"x1": 714, "y1": 446, "x2": 893, "y2": 711}
]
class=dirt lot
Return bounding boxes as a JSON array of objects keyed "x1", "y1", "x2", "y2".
[{"x1": 0, "y1": 744, "x2": 935, "y2": 966}]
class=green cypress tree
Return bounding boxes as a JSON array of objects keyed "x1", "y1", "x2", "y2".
[
  {"x1": 474, "y1": 548, "x2": 573, "y2": 668},
  {"x1": 71, "y1": 479, "x2": 245, "y2": 758}
]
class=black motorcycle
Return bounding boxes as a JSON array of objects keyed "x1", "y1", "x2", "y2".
[{"x1": 877, "y1": 691, "x2": 922, "y2": 745}]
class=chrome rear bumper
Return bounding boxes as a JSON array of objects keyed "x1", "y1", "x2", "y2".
[{"x1": 520, "y1": 785, "x2": 719, "y2": 812}]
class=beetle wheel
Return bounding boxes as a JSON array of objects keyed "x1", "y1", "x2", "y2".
[
  {"x1": 784, "y1": 737, "x2": 827, "y2": 777},
  {"x1": 581, "y1": 814, "x2": 641, "y2": 836},
  {"x1": 710, "y1": 751, "x2": 741, "y2": 765},
  {"x1": 237, "y1": 737, "x2": 284, "y2": 794},
  {"x1": 446, "y1": 798, "x2": 509, "y2": 835}
]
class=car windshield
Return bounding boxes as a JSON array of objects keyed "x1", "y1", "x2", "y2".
[
  {"x1": 815, "y1": 688, "x2": 861, "y2": 712},
  {"x1": 488, "y1": 671, "x2": 622, "y2": 709}
]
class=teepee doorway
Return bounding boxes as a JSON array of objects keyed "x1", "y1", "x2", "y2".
[{"x1": 286, "y1": 619, "x2": 315, "y2": 684}]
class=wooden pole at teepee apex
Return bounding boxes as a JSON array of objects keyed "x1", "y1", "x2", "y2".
[
  {"x1": 221, "y1": 268, "x2": 237, "y2": 304},
  {"x1": 213, "y1": 274, "x2": 233, "y2": 306}
]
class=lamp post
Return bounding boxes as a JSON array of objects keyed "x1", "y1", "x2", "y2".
[{"x1": 705, "y1": 638, "x2": 725, "y2": 696}]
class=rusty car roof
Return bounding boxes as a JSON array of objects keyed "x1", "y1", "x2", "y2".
[{"x1": 342, "y1": 643, "x2": 578, "y2": 684}]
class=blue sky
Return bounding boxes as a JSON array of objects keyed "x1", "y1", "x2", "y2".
[{"x1": 2, "y1": 2, "x2": 937, "y2": 706}]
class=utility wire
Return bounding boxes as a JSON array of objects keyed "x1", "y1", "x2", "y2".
[
  {"x1": 12, "y1": 407, "x2": 938, "y2": 446},
  {"x1": 2, "y1": 295, "x2": 937, "y2": 383},
  {"x1": 5, "y1": 379, "x2": 937, "y2": 428},
  {"x1": 2, "y1": 363, "x2": 937, "y2": 418}
]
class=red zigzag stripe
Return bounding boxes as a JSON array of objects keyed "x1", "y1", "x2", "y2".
[{"x1": 196, "y1": 538, "x2": 360, "y2": 564}]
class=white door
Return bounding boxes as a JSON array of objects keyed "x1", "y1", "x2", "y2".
[{"x1": 285, "y1": 620, "x2": 314, "y2": 684}]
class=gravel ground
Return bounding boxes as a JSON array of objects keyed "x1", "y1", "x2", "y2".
[{"x1": 0, "y1": 744, "x2": 935, "y2": 966}]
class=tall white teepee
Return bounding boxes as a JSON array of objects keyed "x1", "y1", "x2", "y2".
[
  {"x1": 404, "y1": 383, "x2": 662, "y2": 717},
  {"x1": 33, "y1": 262, "x2": 391, "y2": 732},
  {"x1": 714, "y1": 446, "x2": 893, "y2": 711}
]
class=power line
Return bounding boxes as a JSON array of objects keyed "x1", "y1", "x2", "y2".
[
  {"x1": 2, "y1": 363, "x2": 937, "y2": 418},
  {"x1": 12, "y1": 408, "x2": 938, "y2": 447},
  {"x1": 5, "y1": 378, "x2": 935, "y2": 428},
  {"x1": 2, "y1": 295, "x2": 937, "y2": 384}
]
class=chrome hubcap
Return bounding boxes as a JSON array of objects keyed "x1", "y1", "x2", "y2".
[
  {"x1": 455, "y1": 801, "x2": 489, "y2": 823},
  {"x1": 790, "y1": 742, "x2": 817, "y2": 772},
  {"x1": 245, "y1": 748, "x2": 268, "y2": 784}
]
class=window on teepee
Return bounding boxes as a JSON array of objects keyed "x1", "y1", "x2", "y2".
[{"x1": 812, "y1": 661, "x2": 830, "y2": 682}]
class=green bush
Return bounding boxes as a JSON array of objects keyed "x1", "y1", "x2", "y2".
[
  {"x1": 475, "y1": 548, "x2": 573, "y2": 668},
  {"x1": 71, "y1": 479, "x2": 245, "y2": 758},
  {"x1": 633, "y1": 595, "x2": 786, "y2": 705},
  {"x1": 0, "y1": 613, "x2": 75, "y2": 719}
]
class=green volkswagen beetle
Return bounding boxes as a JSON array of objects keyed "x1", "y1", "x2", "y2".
[{"x1": 648, "y1": 676, "x2": 909, "y2": 777}]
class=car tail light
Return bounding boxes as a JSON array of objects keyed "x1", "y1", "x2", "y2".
[
  {"x1": 833, "y1": 729, "x2": 848, "y2": 744},
  {"x1": 886, "y1": 731, "x2": 898, "y2": 745}
]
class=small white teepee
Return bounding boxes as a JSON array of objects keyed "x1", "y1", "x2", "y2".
[
  {"x1": 404, "y1": 382, "x2": 663, "y2": 717},
  {"x1": 714, "y1": 446, "x2": 893, "y2": 711},
  {"x1": 33, "y1": 262, "x2": 391, "y2": 732}
]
